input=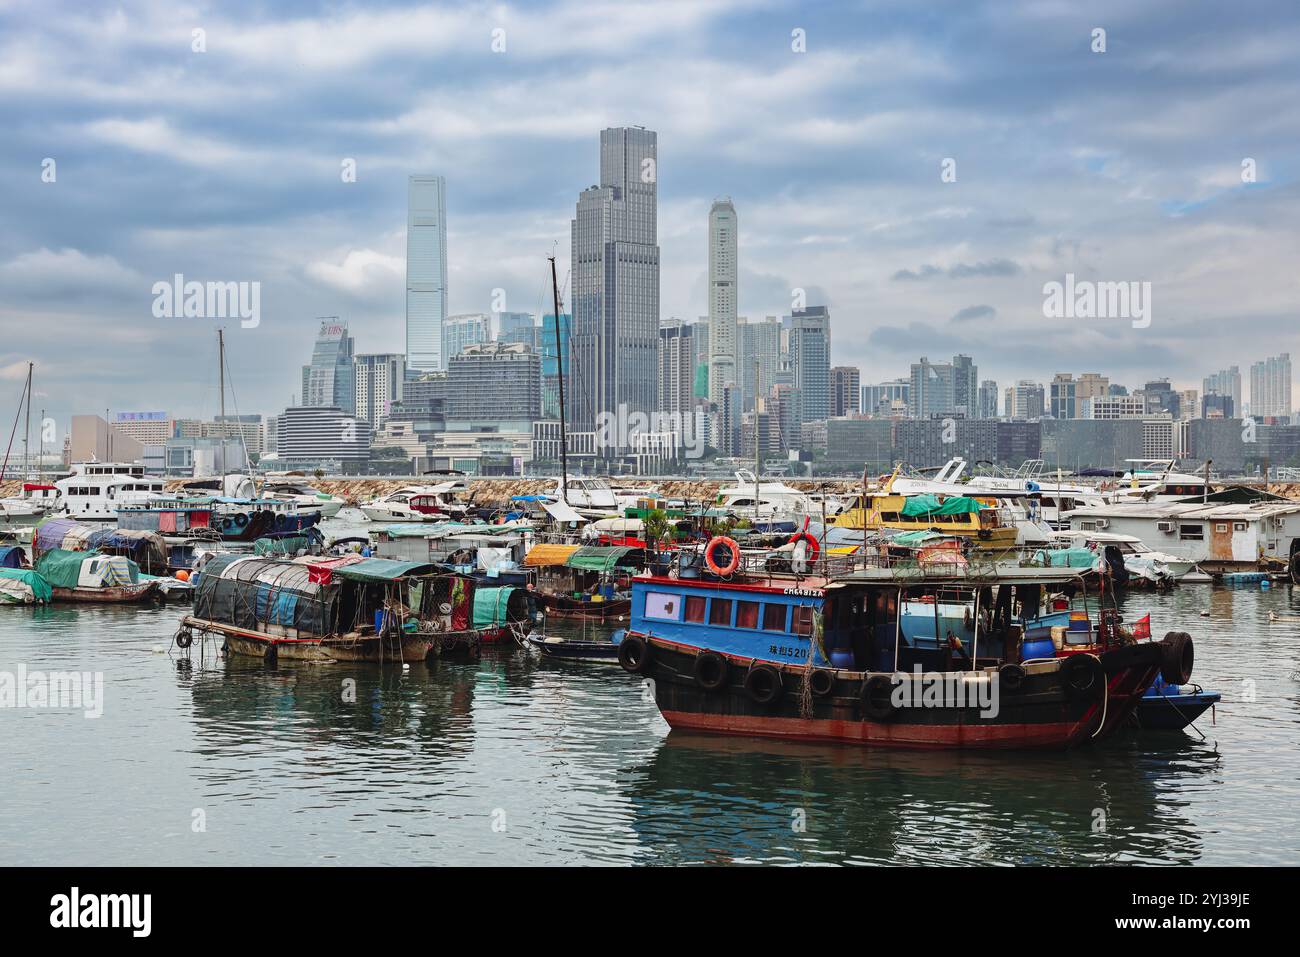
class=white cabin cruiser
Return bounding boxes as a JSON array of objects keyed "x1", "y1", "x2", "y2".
[
  {"x1": 714, "y1": 470, "x2": 815, "y2": 520},
  {"x1": 551, "y1": 477, "x2": 622, "y2": 517},
  {"x1": 1049, "y1": 529, "x2": 1197, "y2": 581},
  {"x1": 55, "y1": 462, "x2": 167, "y2": 522},
  {"x1": 359, "y1": 482, "x2": 468, "y2": 522},
  {"x1": 0, "y1": 482, "x2": 59, "y2": 527},
  {"x1": 926, "y1": 458, "x2": 1110, "y2": 530},
  {"x1": 258, "y1": 480, "x2": 345, "y2": 518}
]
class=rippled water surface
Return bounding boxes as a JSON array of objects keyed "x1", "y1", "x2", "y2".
[{"x1": 3, "y1": 537, "x2": 1298, "y2": 864}]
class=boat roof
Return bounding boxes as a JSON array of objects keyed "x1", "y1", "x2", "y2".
[
  {"x1": 1071, "y1": 500, "x2": 1300, "y2": 521},
  {"x1": 827, "y1": 564, "x2": 1088, "y2": 588}
]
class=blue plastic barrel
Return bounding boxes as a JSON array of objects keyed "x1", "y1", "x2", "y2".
[
  {"x1": 830, "y1": 649, "x2": 855, "y2": 670},
  {"x1": 1021, "y1": 637, "x2": 1056, "y2": 661},
  {"x1": 374, "y1": 609, "x2": 386, "y2": 632}
]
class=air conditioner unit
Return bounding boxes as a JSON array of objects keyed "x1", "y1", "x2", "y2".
[
  {"x1": 1093, "y1": 519, "x2": 1109, "y2": 529},
  {"x1": 1156, "y1": 521, "x2": 1175, "y2": 533}
]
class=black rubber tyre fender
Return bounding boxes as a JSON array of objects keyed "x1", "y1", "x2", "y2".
[
  {"x1": 174, "y1": 629, "x2": 193, "y2": 649},
  {"x1": 1060, "y1": 653, "x2": 1104, "y2": 698},
  {"x1": 744, "y1": 664, "x2": 783, "y2": 706},
  {"x1": 998, "y1": 663, "x2": 1026, "y2": 693},
  {"x1": 617, "y1": 634, "x2": 652, "y2": 674},
  {"x1": 860, "y1": 673, "x2": 896, "y2": 721},
  {"x1": 809, "y1": 668, "x2": 836, "y2": 698},
  {"x1": 1159, "y1": 631, "x2": 1195, "y2": 686},
  {"x1": 694, "y1": 651, "x2": 729, "y2": 692}
]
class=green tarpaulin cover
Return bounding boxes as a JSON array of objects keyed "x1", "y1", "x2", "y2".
[
  {"x1": 35, "y1": 548, "x2": 139, "y2": 588},
  {"x1": 565, "y1": 546, "x2": 640, "y2": 573},
  {"x1": 1034, "y1": 548, "x2": 1097, "y2": 569},
  {"x1": 890, "y1": 530, "x2": 944, "y2": 546},
  {"x1": 899, "y1": 495, "x2": 983, "y2": 517},
  {"x1": 334, "y1": 559, "x2": 437, "y2": 582},
  {"x1": 472, "y1": 586, "x2": 517, "y2": 629},
  {"x1": 0, "y1": 568, "x2": 52, "y2": 602},
  {"x1": 253, "y1": 535, "x2": 314, "y2": 556}
]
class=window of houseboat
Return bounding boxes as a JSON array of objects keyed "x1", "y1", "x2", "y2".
[
  {"x1": 644, "y1": 591, "x2": 682, "y2": 621},
  {"x1": 684, "y1": 595, "x2": 707, "y2": 623},
  {"x1": 708, "y1": 598, "x2": 733, "y2": 626},
  {"x1": 762, "y1": 603, "x2": 788, "y2": 632},
  {"x1": 736, "y1": 600, "x2": 760, "y2": 629},
  {"x1": 792, "y1": 605, "x2": 814, "y2": 636},
  {"x1": 1179, "y1": 524, "x2": 1204, "y2": 541}
]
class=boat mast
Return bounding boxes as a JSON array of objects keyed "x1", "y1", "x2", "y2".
[
  {"x1": 22, "y1": 362, "x2": 32, "y2": 481},
  {"x1": 549, "y1": 255, "x2": 569, "y2": 505},
  {"x1": 753, "y1": 355, "x2": 760, "y2": 526}
]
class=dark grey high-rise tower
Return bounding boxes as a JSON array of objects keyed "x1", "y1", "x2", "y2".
[{"x1": 570, "y1": 127, "x2": 660, "y2": 445}]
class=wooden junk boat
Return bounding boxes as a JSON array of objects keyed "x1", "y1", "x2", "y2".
[
  {"x1": 179, "y1": 554, "x2": 532, "y2": 663},
  {"x1": 524, "y1": 543, "x2": 644, "y2": 622},
  {"x1": 617, "y1": 537, "x2": 1196, "y2": 750}
]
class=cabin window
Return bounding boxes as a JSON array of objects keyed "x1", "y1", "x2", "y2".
[
  {"x1": 684, "y1": 596, "x2": 706, "y2": 623},
  {"x1": 708, "y1": 598, "x2": 733, "y2": 626},
  {"x1": 1179, "y1": 524, "x2": 1204, "y2": 541},
  {"x1": 792, "y1": 606, "x2": 814, "y2": 636},
  {"x1": 644, "y1": 591, "x2": 682, "y2": 621},
  {"x1": 736, "y1": 600, "x2": 760, "y2": 629},
  {"x1": 1234, "y1": 522, "x2": 1247, "y2": 531},
  {"x1": 762, "y1": 603, "x2": 788, "y2": 632},
  {"x1": 1215, "y1": 523, "x2": 1228, "y2": 533}
]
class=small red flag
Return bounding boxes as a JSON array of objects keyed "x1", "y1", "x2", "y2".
[{"x1": 1133, "y1": 614, "x2": 1151, "y2": 640}]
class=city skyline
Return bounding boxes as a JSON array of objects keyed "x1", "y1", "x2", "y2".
[{"x1": 1, "y1": 0, "x2": 1297, "y2": 431}]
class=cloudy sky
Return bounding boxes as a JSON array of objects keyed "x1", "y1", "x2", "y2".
[{"x1": 1, "y1": 0, "x2": 1297, "y2": 432}]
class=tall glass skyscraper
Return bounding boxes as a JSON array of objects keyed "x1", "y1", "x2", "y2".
[
  {"x1": 301, "y1": 319, "x2": 356, "y2": 414},
  {"x1": 707, "y1": 198, "x2": 738, "y2": 410},
  {"x1": 1250, "y1": 353, "x2": 1292, "y2": 418},
  {"x1": 406, "y1": 174, "x2": 448, "y2": 372},
  {"x1": 570, "y1": 127, "x2": 660, "y2": 441}
]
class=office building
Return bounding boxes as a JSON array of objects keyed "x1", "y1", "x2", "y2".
[
  {"x1": 300, "y1": 319, "x2": 356, "y2": 414},
  {"x1": 406, "y1": 174, "x2": 448, "y2": 372}
]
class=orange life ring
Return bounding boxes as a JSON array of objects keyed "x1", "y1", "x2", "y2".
[
  {"x1": 788, "y1": 531, "x2": 820, "y2": 562},
  {"x1": 704, "y1": 536, "x2": 741, "y2": 576}
]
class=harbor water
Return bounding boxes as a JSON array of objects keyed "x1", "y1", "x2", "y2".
[{"x1": 2, "y1": 517, "x2": 1298, "y2": 865}]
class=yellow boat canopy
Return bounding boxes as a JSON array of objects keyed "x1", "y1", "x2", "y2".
[{"x1": 524, "y1": 543, "x2": 581, "y2": 567}]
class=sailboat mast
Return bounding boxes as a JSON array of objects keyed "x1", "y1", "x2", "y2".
[
  {"x1": 549, "y1": 256, "x2": 569, "y2": 504},
  {"x1": 22, "y1": 362, "x2": 32, "y2": 479},
  {"x1": 218, "y1": 328, "x2": 226, "y2": 421}
]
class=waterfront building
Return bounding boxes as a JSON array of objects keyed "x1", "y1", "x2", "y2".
[
  {"x1": 1005, "y1": 380, "x2": 1045, "y2": 419},
  {"x1": 276, "y1": 406, "x2": 371, "y2": 467},
  {"x1": 301, "y1": 319, "x2": 356, "y2": 414},
  {"x1": 111, "y1": 411, "x2": 174, "y2": 446},
  {"x1": 406, "y1": 174, "x2": 448, "y2": 372},
  {"x1": 951, "y1": 355, "x2": 978, "y2": 417},
  {"x1": 354, "y1": 353, "x2": 406, "y2": 431},
  {"x1": 569, "y1": 126, "x2": 660, "y2": 440},
  {"x1": 175, "y1": 414, "x2": 265, "y2": 458},
  {"x1": 444, "y1": 342, "x2": 541, "y2": 425}
]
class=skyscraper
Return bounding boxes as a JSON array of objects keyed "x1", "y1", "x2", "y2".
[
  {"x1": 570, "y1": 127, "x2": 660, "y2": 442},
  {"x1": 1250, "y1": 353, "x2": 1292, "y2": 418},
  {"x1": 442, "y1": 313, "x2": 491, "y2": 364},
  {"x1": 739, "y1": 316, "x2": 780, "y2": 411},
  {"x1": 354, "y1": 353, "x2": 406, "y2": 429},
  {"x1": 951, "y1": 355, "x2": 978, "y2": 417},
  {"x1": 978, "y1": 380, "x2": 999, "y2": 419},
  {"x1": 406, "y1": 174, "x2": 448, "y2": 372},
  {"x1": 909, "y1": 357, "x2": 955, "y2": 418},
  {"x1": 658, "y1": 320, "x2": 696, "y2": 420},
  {"x1": 787, "y1": 306, "x2": 831, "y2": 429},
  {"x1": 1203, "y1": 365, "x2": 1242, "y2": 415},
  {"x1": 707, "y1": 199, "x2": 738, "y2": 411},
  {"x1": 830, "y1": 366, "x2": 861, "y2": 417},
  {"x1": 301, "y1": 319, "x2": 356, "y2": 414}
]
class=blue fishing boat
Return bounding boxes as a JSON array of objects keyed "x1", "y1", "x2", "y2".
[
  {"x1": 1133, "y1": 674, "x2": 1221, "y2": 730},
  {"x1": 617, "y1": 538, "x2": 1195, "y2": 750}
]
